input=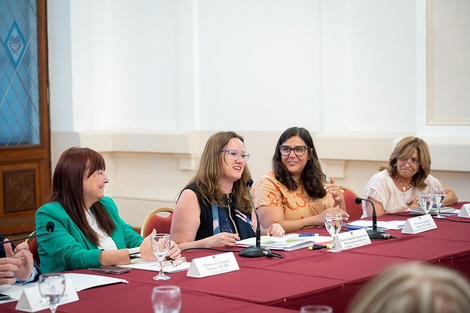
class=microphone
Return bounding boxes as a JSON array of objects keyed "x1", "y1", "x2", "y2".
[
  {"x1": 354, "y1": 198, "x2": 395, "y2": 240},
  {"x1": 239, "y1": 179, "x2": 272, "y2": 258},
  {"x1": 0, "y1": 222, "x2": 55, "y2": 245}
]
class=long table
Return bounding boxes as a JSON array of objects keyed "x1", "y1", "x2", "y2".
[{"x1": 2, "y1": 202, "x2": 469, "y2": 313}]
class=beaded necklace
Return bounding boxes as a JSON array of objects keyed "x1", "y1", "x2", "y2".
[{"x1": 395, "y1": 175, "x2": 412, "y2": 192}]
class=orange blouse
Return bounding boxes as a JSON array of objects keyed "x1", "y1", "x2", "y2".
[{"x1": 252, "y1": 171, "x2": 334, "y2": 220}]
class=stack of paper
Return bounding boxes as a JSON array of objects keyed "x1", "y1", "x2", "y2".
[{"x1": 235, "y1": 234, "x2": 331, "y2": 251}]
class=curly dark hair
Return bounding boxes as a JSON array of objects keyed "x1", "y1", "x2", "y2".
[{"x1": 272, "y1": 127, "x2": 327, "y2": 199}]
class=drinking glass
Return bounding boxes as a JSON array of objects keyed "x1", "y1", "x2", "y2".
[
  {"x1": 152, "y1": 285, "x2": 181, "y2": 313},
  {"x1": 150, "y1": 233, "x2": 171, "y2": 280},
  {"x1": 38, "y1": 273, "x2": 66, "y2": 313},
  {"x1": 300, "y1": 304, "x2": 333, "y2": 313},
  {"x1": 419, "y1": 193, "x2": 434, "y2": 215},
  {"x1": 432, "y1": 187, "x2": 446, "y2": 219},
  {"x1": 324, "y1": 213, "x2": 343, "y2": 253}
]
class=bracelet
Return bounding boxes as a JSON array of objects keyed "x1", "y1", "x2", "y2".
[{"x1": 128, "y1": 247, "x2": 140, "y2": 255}]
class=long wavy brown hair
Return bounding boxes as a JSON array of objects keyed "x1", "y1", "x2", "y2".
[
  {"x1": 185, "y1": 131, "x2": 252, "y2": 213},
  {"x1": 380, "y1": 136, "x2": 431, "y2": 190},
  {"x1": 272, "y1": 127, "x2": 327, "y2": 199},
  {"x1": 50, "y1": 147, "x2": 116, "y2": 246}
]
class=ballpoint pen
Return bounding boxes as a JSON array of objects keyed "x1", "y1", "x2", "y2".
[{"x1": 298, "y1": 234, "x2": 319, "y2": 237}]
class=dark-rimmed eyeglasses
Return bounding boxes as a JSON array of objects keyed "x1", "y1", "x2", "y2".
[
  {"x1": 221, "y1": 150, "x2": 250, "y2": 162},
  {"x1": 279, "y1": 145, "x2": 308, "y2": 157}
]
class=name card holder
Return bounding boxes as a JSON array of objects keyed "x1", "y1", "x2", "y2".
[
  {"x1": 458, "y1": 204, "x2": 470, "y2": 218},
  {"x1": 336, "y1": 229, "x2": 371, "y2": 250},
  {"x1": 187, "y1": 252, "x2": 239, "y2": 278},
  {"x1": 16, "y1": 279, "x2": 79, "y2": 312},
  {"x1": 402, "y1": 214, "x2": 437, "y2": 234}
]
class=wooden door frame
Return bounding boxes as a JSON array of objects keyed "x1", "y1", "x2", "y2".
[{"x1": 0, "y1": 0, "x2": 50, "y2": 235}]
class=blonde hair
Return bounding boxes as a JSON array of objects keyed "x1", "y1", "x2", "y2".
[
  {"x1": 186, "y1": 131, "x2": 252, "y2": 213},
  {"x1": 380, "y1": 136, "x2": 431, "y2": 190},
  {"x1": 347, "y1": 262, "x2": 470, "y2": 313}
]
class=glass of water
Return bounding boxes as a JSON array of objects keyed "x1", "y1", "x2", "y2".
[
  {"x1": 152, "y1": 285, "x2": 181, "y2": 313},
  {"x1": 150, "y1": 233, "x2": 171, "y2": 280},
  {"x1": 419, "y1": 193, "x2": 434, "y2": 215},
  {"x1": 38, "y1": 273, "x2": 66, "y2": 313},
  {"x1": 432, "y1": 187, "x2": 446, "y2": 219},
  {"x1": 325, "y1": 213, "x2": 343, "y2": 253}
]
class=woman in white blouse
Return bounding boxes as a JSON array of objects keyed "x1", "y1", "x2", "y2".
[{"x1": 362, "y1": 137, "x2": 457, "y2": 217}]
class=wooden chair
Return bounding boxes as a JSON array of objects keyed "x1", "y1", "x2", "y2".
[
  {"x1": 339, "y1": 186, "x2": 363, "y2": 221},
  {"x1": 26, "y1": 231, "x2": 40, "y2": 266},
  {"x1": 141, "y1": 207, "x2": 174, "y2": 237}
]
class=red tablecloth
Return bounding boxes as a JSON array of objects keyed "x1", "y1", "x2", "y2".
[{"x1": 1, "y1": 202, "x2": 469, "y2": 313}]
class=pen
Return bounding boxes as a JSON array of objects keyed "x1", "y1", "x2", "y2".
[
  {"x1": 298, "y1": 234, "x2": 319, "y2": 237},
  {"x1": 308, "y1": 244, "x2": 330, "y2": 250}
]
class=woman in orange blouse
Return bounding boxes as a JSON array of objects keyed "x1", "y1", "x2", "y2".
[{"x1": 252, "y1": 127, "x2": 349, "y2": 233}]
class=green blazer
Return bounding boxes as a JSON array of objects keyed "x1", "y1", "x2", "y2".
[{"x1": 36, "y1": 197, "x2": 143, "y2": 274}]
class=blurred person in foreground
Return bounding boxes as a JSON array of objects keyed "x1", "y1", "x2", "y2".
[{"x1": 347, "y1": 262, "x2": 470, "y2": 313}]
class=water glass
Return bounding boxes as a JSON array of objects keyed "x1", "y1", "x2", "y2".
[
  {"x1": 152, "y1": 285, "x2": 181, "y2": 313},
  {"x1": 419, "y1": 193, "x2": 434, "y2": 215},
  {"x1": 324, "y1": 213, "x2": 343, "y2": 253},
  {"x1": 150, "y1": 233, "x2": 171, "y2": 280},
  {"x1": 301, "y1": 304, "x2": 333, "y2": 313},
  {"x1": 38, "y1": 273, "x2": 66, "y2": 313},
  {"x1": 432, "y1": 187, "x2": 446, "y2": 219}
]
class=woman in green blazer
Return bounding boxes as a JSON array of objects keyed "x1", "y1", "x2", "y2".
[{"x1": 36, "y1": 147, "x2": 181, "y2": 274}]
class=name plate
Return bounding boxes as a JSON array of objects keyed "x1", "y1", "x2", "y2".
[
  {"x1": 336, "y1": 229, "x2": 371, "y2": 250},
  {"x1": 402, "y1": 214, "x2": 437, "y2": 234},
  {"x1": 16, "y1": 279, "x2": 79, "y2": 312},
  {"x1": 187, "y1": 252, "x2": 239, "y2": 278},
  {"x1": 458, "y1": 204, "x2": 470, "y2": 218}
]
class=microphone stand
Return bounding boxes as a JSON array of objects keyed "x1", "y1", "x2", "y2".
[
  {"x1": 239, "y1": 180, "x2": 272, "y2": 258},
  {"x1": 355, "y1": 198, "x2": 394, "y2": 239},
  {"x1": 0, "y1": 222, "x2": 55, "y2": 245}
]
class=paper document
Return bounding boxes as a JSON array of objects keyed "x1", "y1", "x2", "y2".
[
  {"x1": 235, "y1": 234, "x2": 331, "y2": 251},
  {"x1": 119, "y1": 260, "x2": 190, "y2": 273},
  {"x1": 0, "y1": 273, "x2": 127, "y2": 302},
  {"x1": 344, "y1": 220, "x2": 406, "y2": 230},
  {"x1": 408, "y1": 207, "x2": 459, "y2": 215}
]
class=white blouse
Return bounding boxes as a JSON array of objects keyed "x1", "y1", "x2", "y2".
[
  {"x1": 362, "y1": 170, "x2": 442, "y2": 218},
  {"x1": 86, "y1": 210, "x2": 118, "y2": 250}
]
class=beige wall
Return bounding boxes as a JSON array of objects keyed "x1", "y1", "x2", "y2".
[{"x1": 52, "y1": 130, "x2": 470, "y2": 227}]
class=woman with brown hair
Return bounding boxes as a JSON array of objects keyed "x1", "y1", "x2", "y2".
[
  {"x1": 252, "y1": 127, "x2": 348, "y2": 233},
  {"x1": 362, "y1": 136, "x2": 457, "y2": 217},
  {"x1": 36, "y1": 147, "x2": 180, "y2": 274},
  {"x1": 171, "y1": 131, "x2": 284, "y2": 250}
]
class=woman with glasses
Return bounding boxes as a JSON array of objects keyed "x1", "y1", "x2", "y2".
[
  {"x1": 362, "y1": 136, "x2": 457, "y2": 217},
  {"x1": 171, "y1": 131, "x2": 284, "y2": 250},
  {"x1": 252, "y1": 127, "x2": 348, "y2": 233}
]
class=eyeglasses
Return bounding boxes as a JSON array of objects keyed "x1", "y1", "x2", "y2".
[
  {"x1": 398, "y1": 157, "x2": 421, "y2": 167},
  {"x1": 221, "y1": 150, "x2": 250, "y2": 162},
  {"x1": 279, "y1": 145, "x2": 308, "y2": 157},
  {"x1": 163, "y1": 257, "x2": 187, "y2": 268}
]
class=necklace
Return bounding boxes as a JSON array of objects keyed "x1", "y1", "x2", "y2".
[{"x1": 395, "y1": 176, "x2": 412, "y2": 192}]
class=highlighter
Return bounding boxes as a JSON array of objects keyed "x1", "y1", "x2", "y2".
[{"x1": 308, "y1": 244, "x2": 331, "y2": 250}]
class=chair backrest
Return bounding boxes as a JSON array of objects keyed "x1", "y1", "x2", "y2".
[
  {"x1": 28, "y1": 232, "x2": 40, "y2": 266},
  {"x1": 340, "y1": 186, "x2": 363, "y2": 221},
  {"x1": 141, "y1": 207, "x2": 174, "y2": 237}
]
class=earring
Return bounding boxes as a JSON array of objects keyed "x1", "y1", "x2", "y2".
[{"x1": 394, "y1": 163, "x2": 397, "y2": 166}]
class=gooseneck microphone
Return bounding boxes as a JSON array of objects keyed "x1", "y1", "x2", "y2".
[
  {"x1": 354, "y1": 198, "x2": 396, "y2": 239},
  {"x1": 239, "y1": 179, "x2": 272, "y2": 258},
  {"x1": 0, "y1": 222, "x2": 55, "y2": 245}
]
